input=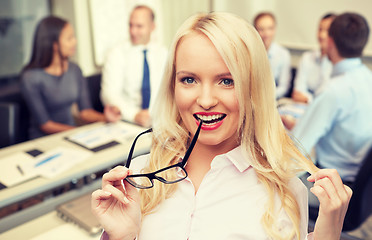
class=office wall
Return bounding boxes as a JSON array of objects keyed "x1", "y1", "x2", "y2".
[
  {"x1": 0, "y1": 0, "x2": 49, "y2": 78},
  {"x1": 161, "y1": 0, "x2": 210, "y2": 47}
]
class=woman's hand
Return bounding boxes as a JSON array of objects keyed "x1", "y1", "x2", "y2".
[
  {"x1": 308, "y1": 169, "x2": 353, "y2": 240},
  {"x1": 91, "y1": 166, "x2": 141, "y2": 240}
]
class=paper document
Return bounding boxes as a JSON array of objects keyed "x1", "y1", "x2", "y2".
[
  {"x1": 0, "y1": 147, "x2": 92, "y2": 188},
  {"x1": 25, "y1": 147, "x2": 92, "y2": 179},
  {"x1": 66, "y1": 122, "x2": 146, "y2": 150},
  {"x1": 0, "y1": 152, "x2": 38, "y2": 187}
]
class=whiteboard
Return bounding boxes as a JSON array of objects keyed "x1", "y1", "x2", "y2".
[
  {"x1": 88, "y1": 0, "x2": 163, "y2": 66},
  {"x1": 213, "y1": 0, "x2": 372, "y2": 56}
]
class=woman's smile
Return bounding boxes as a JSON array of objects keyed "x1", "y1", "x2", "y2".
[{"x1": 193, "y1": 112, "x2": 226, "y2": 130}]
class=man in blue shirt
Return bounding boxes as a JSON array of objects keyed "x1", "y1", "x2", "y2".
[{"x1": 290, "y1": 13, "x2": 372, "y2": 206}]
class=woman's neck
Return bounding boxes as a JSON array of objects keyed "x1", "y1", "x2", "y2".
[{"x1": 44, "y1": 55, "x2": 68, "y2": 76}]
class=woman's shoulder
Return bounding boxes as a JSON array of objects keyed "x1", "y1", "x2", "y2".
[
  {"x1": 21, "y1": 68, "x2": 47, "y2": 85},
  {"x1": 65, "y1": 62, "x2": 84, "y2": 81},
  {"x1": 67, "y1": 61, "x2": 82, "y2": 73}
]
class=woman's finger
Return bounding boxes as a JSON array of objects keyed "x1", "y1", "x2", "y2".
[
  {"x1": 344, "y1": 184, "x2": 353, "y2": 199},
  {"x1": 91, "y1": 189, "x2": 112, "y2": 209},
  {"x1": 103, "y1": 184, "x2": 130, "y2": 205},
  {"x1": 308, "y1": 169, "x2": 342, "y2": 187},
  {"x1": 313, "y1": 177, "x2": 339, "y2": 203},
  {"x1": 122, "y1": 172, "x2": 140, "y2": 202},
  {"x1": 102, "y1": 166, "x2": 130, "y2": 189},
  {"x1": 308, "y1": 169, "x2": 348, "y2": 200},
  {"x1": 311, "y1": 185, "x2": 331, "y2": 207}
]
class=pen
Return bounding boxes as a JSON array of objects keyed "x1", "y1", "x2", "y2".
[
  {"x1": 35, "y1": 153, "x2": 62, "y2": 167},
  {"x1": 17, "y1": 165, "x2": 24, "y2": 175}
]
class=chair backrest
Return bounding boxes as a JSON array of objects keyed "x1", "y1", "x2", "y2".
[
  {"x1": 86, "y1": 74, "x2": 104, "y2": 113},
  {"x1": 0, "y1": 102, "x2": 20, "y2": 148},
  {"x1": 342, "y1": 147, "x2": 372, "y2": 231}
]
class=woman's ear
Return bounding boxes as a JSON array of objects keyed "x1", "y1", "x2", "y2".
[
  {"x1": 52, "y1": 41, "x2": 59, "y2": 53},
  {"x1": 326, "y1": 37, "x2": 338, "y2": 63}
]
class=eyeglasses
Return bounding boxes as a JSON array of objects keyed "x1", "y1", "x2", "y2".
[{"x1": 124, "y1": 120, "x2": 203, "y2": 189}]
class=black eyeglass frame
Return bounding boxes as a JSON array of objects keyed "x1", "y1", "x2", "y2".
[{"x1": 124, "y1": 119, "x2": 203, "y2": 189}]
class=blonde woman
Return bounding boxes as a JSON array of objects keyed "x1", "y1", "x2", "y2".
[{"x1": 92, "y1": 12, "x2": 351, "y2": 240}]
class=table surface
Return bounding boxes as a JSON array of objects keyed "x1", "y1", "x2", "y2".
[
  {"x1": 0, "y1": 210, "x2": 101, "y2": 240},
  {"x1": 0, "y1": 121, "x2": 151, "y2": 235}
]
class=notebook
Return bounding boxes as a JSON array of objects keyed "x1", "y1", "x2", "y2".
[{"x1": 56, "y1": 193, "x2": 102, "y2": 235}]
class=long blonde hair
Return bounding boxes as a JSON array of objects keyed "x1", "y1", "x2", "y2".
[{"x1": 141, "y1": 12, "x2": 318, "y2": 240}]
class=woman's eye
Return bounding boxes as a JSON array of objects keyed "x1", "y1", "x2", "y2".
[
  {"x1": 220, "y1": 78, "x2": 234, "y2": 86},
  {"x1": 181, "y1": 77, "x2": 196, "y2": 84}
]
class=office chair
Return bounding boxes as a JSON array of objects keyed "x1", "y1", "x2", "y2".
[
  {"x1": 0, "y1": 102, "x2": 20, "y2": 148},
  {"x1": 308, "y1": 147, "x2": 372, "y2": 232},
  {"x1": 86, "y1": 74, "x2": 104, "y2": 113},
  {"x1": 342, "y1": 147, "x2": 372, "y2": 231}
]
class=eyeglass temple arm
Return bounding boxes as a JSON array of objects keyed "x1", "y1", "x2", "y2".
[
  {"x1": 125, "y1": 128, "x2": 153, "y2": 168},
  {"x1": 181, "y1": 119, "x2": 203, "y2": 166}
]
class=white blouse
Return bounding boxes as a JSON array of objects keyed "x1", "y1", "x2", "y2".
[{"x1": 124, "y1": 146, "x2": 311, "y2": 240}]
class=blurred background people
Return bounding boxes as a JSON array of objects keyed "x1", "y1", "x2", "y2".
[
  {"x1": 291, "y1": 13, "x2": 337, "y2": 103},
  {"x1": 21, "y1": 16, "x2": 118, "y2": 139},
  {"x1": 292, "y1": 13, "x2": 372, "y2": 199},
  {"x1": 254, "y1": 12, "x2": 292, "y2": 99},
  {"x1": 100, "y1": 5, "x2": 168, "y2": 127}
]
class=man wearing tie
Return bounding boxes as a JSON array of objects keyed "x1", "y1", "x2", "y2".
[{"x1": 101, "y1": 5, "x2": 168, "y2": 127}]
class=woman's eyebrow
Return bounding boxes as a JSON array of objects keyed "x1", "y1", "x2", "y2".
[
  {"x1": 176, "y1": 71, "x2": 232, "y2": 78},
  {"x1": 216, "y1": 73, "x2": 232, "y2": 78},
  {"x1": 176, "y1": 71, "x2": 197, "y2": 77}
]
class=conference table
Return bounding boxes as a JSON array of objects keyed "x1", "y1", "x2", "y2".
[{"x1": 0, "y1": 121, "x2": 151, "y2": 239}]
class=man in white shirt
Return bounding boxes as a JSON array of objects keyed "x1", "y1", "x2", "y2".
[
  {"x1": 100, "y1": 5, "x2": 168, "y2": 127},
  {"x1": 291, "y1": 13, "x2": 336, "y2": 103},
  {"x1": 254, "y1": 12, "x2": 291, "y2": 99}
]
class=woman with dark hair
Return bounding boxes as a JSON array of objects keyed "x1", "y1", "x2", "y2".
[{"x1": 21, "y1": 16, "x2": 118, "y2": 139}]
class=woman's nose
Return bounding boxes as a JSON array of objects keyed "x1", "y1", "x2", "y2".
[{"x1": 196, "y1": 85, "x2": 218, "y2": 110}]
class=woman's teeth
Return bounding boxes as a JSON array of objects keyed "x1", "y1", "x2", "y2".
[{"x1": 195, "y1": 114, "x2": 225, "y2": 125}]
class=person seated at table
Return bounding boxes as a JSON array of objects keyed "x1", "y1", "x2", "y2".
[
  {"x1": 21, "y1": 16, "x2": 119, "y2": 139},
  {"x1": 291, "y1": 13, "x2": 336, "y2": 103},
  {"x1": 100, "y1": 5, "x2": 168, "y2": 128},
  {"x1": 285, "y1": 12, "x2": 372, "y2": 206},
  {"x1": 254, "y1": 12, "x2": 291, "y2": 99},
  {"x1": 92, "y1": 12, "x2": 352, "y2": 240}
]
